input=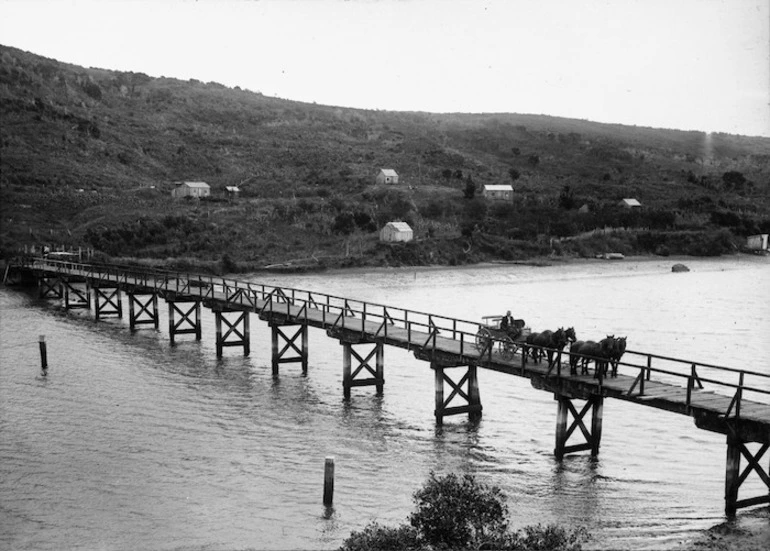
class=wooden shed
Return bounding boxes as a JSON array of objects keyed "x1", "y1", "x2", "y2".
[
  {"x1": 483, "y1": 184, "x2": 514, "y2": 201},
  {"x1": 172, "y1": 181, "x2": 211, "y2": 198},
  {"x1": 379, "y1": 221, "x2": 413, "y2": 243},
  {"x1": 376, "y1": 169, "x2": 399, "y2": 185}
]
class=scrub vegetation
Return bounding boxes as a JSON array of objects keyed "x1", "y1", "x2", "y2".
[
  {"x1": 1, "y1": 45, "x2": 769, "y2": 272},
  {"x1": 340, "y1": 472, "x2": 588, "y2": 551}
]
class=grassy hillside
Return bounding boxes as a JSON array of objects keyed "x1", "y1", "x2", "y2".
[{"x1": 1, "y1": 44, "x2": 768, "y2": 272}]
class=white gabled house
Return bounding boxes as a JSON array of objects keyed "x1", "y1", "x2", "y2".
[
  {"x1": 620, "y1": 198, "x2": 642, "y2": 209},
  {"x1": 483, "y1": 184, "x2": 513, "y2": 201},
  {"x1": 375, "y1": 168, "x2": 399, "y2": 185},
  {"x1": 172, "y1": 181, "x2": 211, "y2": 198},
  {"x1": 746, "y1": 234, "x2": 769, "y2": 252},
  {"x1": 379, "y1": 221, "x2": 413, "y2": 243}
]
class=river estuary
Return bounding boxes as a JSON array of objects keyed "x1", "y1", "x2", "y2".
[{"x1": 1, "y1": 256, "x2": 768, "y2": 550}]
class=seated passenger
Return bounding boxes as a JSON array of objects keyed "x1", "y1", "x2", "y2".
[{"x1": 500, "y1": 310, "x2": 515, "y2": 333}]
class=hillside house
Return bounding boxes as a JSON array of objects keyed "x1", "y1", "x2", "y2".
[
  {"x1": 172, "y1": 181, "x2": 210, "y2": 198},
  {"x1": 620, "y1": 198, "x2": 642, "y2": 209},
  {"x1": 225, "y1": 186, "x2": 241, "y2": 200},
  {"x1": 483, "y1": 184, "x2": 514, "y2": 201},
  {"x1": 375, "y1": 169, "x2": 399, "y2": 185},
  {"x1": 379, "y1": 221, "x2": 413, "y2": 243},
  {"x1": 746, "y1": 234, "x2": 769, "y2": 252}
]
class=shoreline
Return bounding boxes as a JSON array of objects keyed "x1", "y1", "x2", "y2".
[
  {"x1": 683, "y1": 508, "x2": 770, "y2": 550},
  {"x1": 267, "y1": 252, "x2": 766, "y2": 279}
]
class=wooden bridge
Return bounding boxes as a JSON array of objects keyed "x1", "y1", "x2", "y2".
[{"x1": 6, "y1": 258, "x2": 770, "y2": 516}]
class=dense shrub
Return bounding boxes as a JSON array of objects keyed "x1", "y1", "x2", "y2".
[
  {"x1": 409, "y1": 472, "x2": 509, "y2": 548},
  {"x1": 82, "y1": 80, "x2": 102, "y2": 101},
  {"x1": 340, "y1": 524, "x2": 422, "y2": 551},
  {"x1": 340, "y1": 473, "x2": 588, "y2": 551},
  {"x1": 463, "y1": 177, "x2": 477, "y2": 199}
]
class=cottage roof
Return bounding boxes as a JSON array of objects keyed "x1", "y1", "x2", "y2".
[
  {"x1": 225, "y1": 186, "x2": 240, "y2": 192},
  {"x1": 183, "y1": 181, "x2": 210, "y2": 189},
  {"x1": 385, "y1": 221, "x2": 412, "y2": 232},
  {"x1": 621, "y1": 198, "x2": 641, "y2": 207},
  {"x1": 484, "y1": 185, "x2": 513, "y2": 191},
  {"x1": 379, "y1": 169, "x2": 398, "y2": 177}
]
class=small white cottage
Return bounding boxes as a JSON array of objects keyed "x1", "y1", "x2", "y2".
[
  {"x1": 746, "y1": 234, "x2": 769, "y2": 252},
  {"x1": 620, "y1": 198, "x2": 642, "y2": 209},
  {"x1": 380, "y1": 221, "x2": 413, "y2": 243},
  {"x1": 483, "y1": 184, "x2": 514, "y2": 201},
  {"x1": 172, "y1": 181, "x2": 211, "y2": 198},
  {"x1": 375, "y1": 169, "x2": 399, "y2": 185}
]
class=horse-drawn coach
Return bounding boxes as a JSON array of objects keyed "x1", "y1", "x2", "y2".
[{"x1": 474, "y1": 315, "x2": 530, "y2": 360}]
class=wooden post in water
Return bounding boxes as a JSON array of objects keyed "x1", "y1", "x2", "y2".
[
  {"x1": 590, "y1": 395, "x2": 604, "y2": 456},
  {"x1": 342, "y1": 343, "x2": 352, "y2": 399},
  {"x1": 725, "y1": 433, "x2": 741, "y2": 517},
  {"x1": 39, "y1": 335, "x2": 48, "y2": 375},
  {"x1": 375, "y1": 343, "x2": 384, "y2": 395},
  {"x1": 468, "y1": 364, "x2": 481, "y2": 421},
  {"x1": 152, "y1": 294, "x2": 160, "y2": 330},
  {"x1": 243, "y1": 312, "x2": 250, "y2": 357},
  {"x1": 271, "y1": 325, "x2": 279, "y2": 376},
  {"x1": 434, "y1": 363, "x2": 444, "y2": 425},
  {"x1": 554, "y1": 395, "x2": 569, "y2": 460},
  {"x1": 129, "y1": 293, "x2": 136, "y2": 331},
  {"x1": 195, "y1": 301, "x2": 202, "y2": 341},
  {"x1": 215, "y1": 311, "x2": 223, "y2": 358},
  {"x1": 323, "y1": 457, "x2": 335, "y2": 505}
]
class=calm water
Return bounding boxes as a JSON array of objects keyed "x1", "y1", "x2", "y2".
[{"x1": 1, "y1": 256, "x2": 769, "y2": 550}]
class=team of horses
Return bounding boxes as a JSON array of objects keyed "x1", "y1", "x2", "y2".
[
  {"x1": 568, "y1": 335, "x2": 627, "y2": 378},
  {"x1": 521, "y1": 327, "x2": 627, "y2": 379}
]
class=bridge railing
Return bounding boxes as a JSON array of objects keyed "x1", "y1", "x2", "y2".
[
  {"x1": 563, "y1": 346, "x2": 770, "y2": 418},
  {"x1": 26, "y1": 258, "x2": 769, "y2": 418}
]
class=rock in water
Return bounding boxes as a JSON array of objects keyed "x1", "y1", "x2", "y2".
[{"x1": 671, "y1": 263, "x2": 690, "y2": 273}]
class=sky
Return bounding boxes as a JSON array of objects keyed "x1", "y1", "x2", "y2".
[{"x1": 1, "y1": 0, "x2": 769, "y2": 137}]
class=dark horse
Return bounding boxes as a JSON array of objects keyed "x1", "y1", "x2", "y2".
[
  {"x1": 569, "y1": 340, "x2": 587, "y2": 375},
  {"x1": 609, "y1": 336, "x2": 627, "y2": 377},
  {"x1": 568, "y1": 336, "x2": 614, "y2": 376},
  {"x1": 570, "y1": 335, "x2": 627, "y2": 377},
  {"x1": 593, "y1": 336, "x2": 617, "y2": 378},
  {"x1": 527, "y1": 327, "x2": 575, "y2": 368}
]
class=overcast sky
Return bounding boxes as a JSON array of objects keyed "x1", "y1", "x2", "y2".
[{"x1": 1, "y1": 0, "x2": 769, "y2": 137}]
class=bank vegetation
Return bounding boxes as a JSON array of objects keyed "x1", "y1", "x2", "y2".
[{"x1": 1, "y1": 45, "x2": 768, "y2": 273}]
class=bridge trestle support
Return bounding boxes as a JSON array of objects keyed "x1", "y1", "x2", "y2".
[
  {"x1": 168, "y1": 298, "x2": 202, "y2": 344},
  {"x1": 554, "y1": 394, "x2": 604, "y2": 460},
  {"x1": 38, "y1": 277, "x2": 63, "y2": 300},
  {"x1": 432, "y1": 361, "x2": 482, "y2": 425},
  {"x1": 63, "y1": 279, "x2": 91, "y2": 310},
  {"x1": 724, "y1": 424, "x2": 770, "y2": 516},
  {"x1": 341, "y1": 340, "x2": 384, "y2": 399},
  {"x1": 214, "y1": 308, "x2": 250, "y2": 358},
  {"x1": 270, "y1": 322, "x2": 308, "y2": 376},
  {"x1": 128, "y1": 293, "x2": 159, "y2": 331},
  {"x1": 93, "y1": 285, "x2": 123, "y2": 320}
]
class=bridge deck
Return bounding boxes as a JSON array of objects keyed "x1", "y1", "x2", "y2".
[{"x1": 22, "y1": 260, "x2": 770, "y2": 444}]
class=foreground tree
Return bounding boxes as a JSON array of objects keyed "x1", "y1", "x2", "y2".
[
  {"x1": 410, "y1": 472, "x2": 509, "y2": 548},
  {"x1": 340, "y1": 472, "x2": 587, "y2": 551}
]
